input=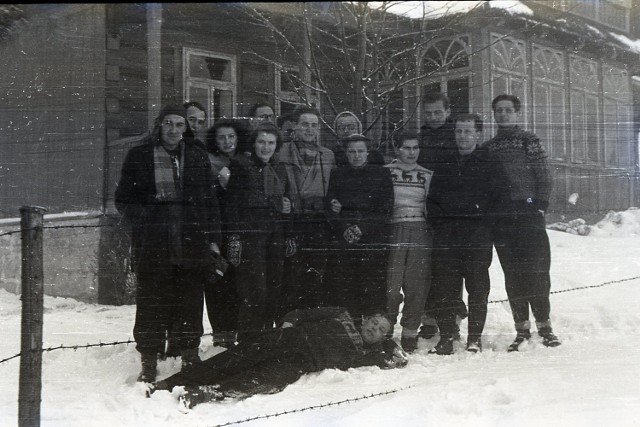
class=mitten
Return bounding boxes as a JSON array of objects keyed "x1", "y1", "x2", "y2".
[
  {"x1": 343, "y1": 224, "x2": 363, "y2": 244},
  {"x1": 285, "y1": 237, "x2": 297, "y2": 257},
  {"x1": 226, "y1": 234, "x2": 242, "y2": 267},
  {"x1": 381, "y1": 339, "x2": 408, "y2": 369}
]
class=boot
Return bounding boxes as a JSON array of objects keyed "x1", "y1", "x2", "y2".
[
  {"x1": 181, "y1": 348, "x2": 201, "y2": 370},
  {"x1": 401, "y1": 335, "x2": 418, "y2": 354},
  {"x1": 428, "y1": 335, "x2": 454, "y2": 355},
  {"x1": 507, "y1": 329, "x2": 531, "y2": 352},
  {"x1": 538, "y1": 326, "x2": 561, "y2": 347},
  {"x1": 137, "y1": 353, "x2": 157, "y2": 383},
  {"x1": 466, "y1": 336, "x2": 482, "y2": 353}
]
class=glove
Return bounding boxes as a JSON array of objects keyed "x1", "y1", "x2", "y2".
[
  {"x1": 205, "y1": 251, "x2": 229, "y2": 285},
  {"x1": 381, "y1": 339, "x2": 408, "y2": 369},
  {"x1": 343, "y1": 224, "x2": 363, "y2": 244},
  {"x1": 226, "y1": 234, "x2": 242, "y2": 267},
  {"x1": 285, "y1": 237, "x2": 297, "y2": 257}
]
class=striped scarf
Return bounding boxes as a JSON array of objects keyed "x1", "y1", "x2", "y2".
[{"x1": 154, "y1": 143, "x2": 185, "y2": 264}]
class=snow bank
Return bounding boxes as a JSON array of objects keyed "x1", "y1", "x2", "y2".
[{"x1": 589, "y1": 207, "x2": 640, "y2": 237}]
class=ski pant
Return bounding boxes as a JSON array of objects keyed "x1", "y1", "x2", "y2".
[
  {"x1": 234, "y1": 228, "x2": 284, "y2": 342},
  {"x1": 386, "y1": 221, "x2": 431, "y2": 334},
  {"x1": 280, "y1": 216, "x2": 328, "y2": 315},
  {"x1": 492, "y1": 210, "x2": 552, "y2": 328},
  {"x1": 134, "y1": 265, "x2": 204, "y2": 356},
  {"x1": 156, "y1": 327, "x2": 316, "y2": 398},
  {"x1": 431, "y1": 222, "x2": 492, "y2": 339},
  {"x1": 204, "y1": 268, "x2": 239, "y2": 336}
]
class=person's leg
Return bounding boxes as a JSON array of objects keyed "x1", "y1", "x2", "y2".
[
  {"x1": 172, "y1": 267, "x2": 205, "y2": 351},
  {"x1": 462, "y1": 247, "x2": 492, "y2": 342},
  {"x1": 265, "y1": 228, "x2": 285, "y2": 328},
  {"x1": 235, "y1": 234, "x2": 269, "y2": 342},
  {"x1": 204, "y1": 268, "x2": 239, "y2": 339},
  {"x1": 134, "y1": 267, "x2": 174, "y2": 381},
  {"x1": 400, "y1": 223, "x2": 431, "y2": 345},
  {"x1": 386, "y1": 223, "x2": 407, "y2": 329}
]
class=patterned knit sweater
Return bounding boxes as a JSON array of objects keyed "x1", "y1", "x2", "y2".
[{"x1": 484, "y1": 126, "x2": 553, "y2": 211}]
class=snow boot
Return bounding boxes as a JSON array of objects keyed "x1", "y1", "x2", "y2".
[
  {"x1": 538, "y1": 327, "x2": 561, "y2": 347},
  {"x1": 181, "y1": 348, "x2": 201, "y2": 370},
  {"x1": 466, "y1": 336, "x2": 482, "y2": 353},
  {"x1": 401, "y1": 335, "x2": 418, "y2": 354},
  {"x1": 429, "y1": 336, "x2": 454, "y2": 355},
  {"x1": 137, "y1": 353, "x2": 157, "y2": 384},
  {"x1": 418, "y1": 323, "x2": 438, "y2": 340},
  {"x1": 507, "y1": 329, "x2": 531, "y2": 352}
]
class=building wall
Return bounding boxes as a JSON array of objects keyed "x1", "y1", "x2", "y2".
[{"x1": 0, "y1": 4, "x2": 106, "y2": 218}]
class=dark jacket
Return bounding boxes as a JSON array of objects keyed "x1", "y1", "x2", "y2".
[
  {"x1": 115, "y1": 140, "x2": 220, "y2": 271},
  {"x1": 280, "y1": 307, "x2": 401, "y2": 371},
  {"x1": 325, "y1": 163, "x2": 394, "y2": 245},
  {"x1": 428, "y1": 148, "x2": 499, "y2": 248},
  {"x1": 483, "y1": 126, "x2": 553, "y2": 212},
  {"x1": 419, "y1": 121, "x2": 457, "y2": 170},
  {"x1": 223, "y1": 153, "x2": 293, "y2": 235}
]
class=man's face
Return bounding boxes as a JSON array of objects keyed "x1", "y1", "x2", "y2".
[
  {"x1": 455, "y1": 120, "x2": 481, "y2": 155},
  {"x1": 295, "y1": 113, "x2": 319, "y2": 145},
  {"x1": 423, "y1": 100, "x2": 450, "y2": 130},
  {"x1": 253, "y1": 106, "x2": 275, "y2": 128},
  {"x1": 186, "y1": 106, "x2": 206, "y2": 139},
  {"x1": 493, "y1": 100, "x2": 519, "y2": 129},
  {"x1": 160, "y1": 114, "x2": 186, "y2": 150},
  {"x1": 345, "y1": 140, "x2": 368, "y2": 168},
  {"x1": 361, "y1": 314, "x2": 391, "y2": 344},
  {"x1": 396, "y1": 139, "x2": 419, "y2": 165},
  {"x1": 280, "y1": 119, "x2": 296, "y2": 144},
  {"x1": 336, "y1": 115, "x2": 359, "y2": 139}
]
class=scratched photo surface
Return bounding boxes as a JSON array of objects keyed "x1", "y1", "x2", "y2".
[{"x1": 1, "y1": 2, "x2": 640, "y2": 426}]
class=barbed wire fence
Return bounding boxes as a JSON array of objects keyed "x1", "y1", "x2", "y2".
[{"x1": 3, "y1": 211, "x2": 640, "y2": 425}]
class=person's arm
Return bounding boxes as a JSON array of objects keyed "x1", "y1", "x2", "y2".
[
  {"x1": 352, "y1": 339, "x2": 408, "y2": 369},
  {"x1": 115, "y1": 147, "x2": 146, "y2": 224},
  {"x1": 524, "y1": 132, "x2": 553, "y2": 213}
]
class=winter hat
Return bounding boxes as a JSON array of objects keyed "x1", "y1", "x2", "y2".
[
  {"x1": 333, "y1": 111, "x2": 363, "y2": 134},
  {"x1": 156, "y1": 104, "x2": 187, "y2": 123}
]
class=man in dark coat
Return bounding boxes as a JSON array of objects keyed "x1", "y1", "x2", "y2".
[
  {"x1": 417, "y1": 93, "x2": 462, "y2": 340},
  {"x1": 115, "y1": 104, "x2": 220, "y2": 383},
  {"x1": 485, "y1": 94, "x2": 560, "y2": 351},
  {"x1": 154, "y1": 308, "x2": 407, "y2": 409},
  {"x1": 427, "y1": 114, "x2": 499, "y2": 355},
  {"x1": 323, "y1": 134, "x2": 394, "y2": 321}
]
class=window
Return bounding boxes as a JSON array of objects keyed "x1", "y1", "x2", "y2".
[
  {"x1": 275, "y1": 65, "x2": 320, "y2": 117},
  {"x1": 569, "y1": 56, "x2": 600, "y2": 164},
  {"x1": 417, "y1": 36, "x2": 472, "y2": 126},
  {"x1": 490, "y1": 34, "x2": 527, "y2": 125},
  {"x1": 603, "y1": 65, "x2": 632, "y2": 168},
  {"x1": 183, "y1": 48, "x2": 236, "y2": 124},
  {"x1": 564, "y1": 0, "x2": 630, "y2": 32},
  {"x1": 532, "y1": 45, "x2": 567, "y2": 161}
]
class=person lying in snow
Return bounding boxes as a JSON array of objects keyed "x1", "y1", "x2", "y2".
[{"x1": 154, "y1": 307, "x2": 408, "y2": 409}]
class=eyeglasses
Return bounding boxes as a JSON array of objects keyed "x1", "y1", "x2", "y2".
[{"x1": 162, "y1": 120, "x2": 186, "y2": 131}]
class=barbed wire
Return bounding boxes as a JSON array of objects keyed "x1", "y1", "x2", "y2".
[
  {"x1": 210, "y1": 385, "x2": 417, "y2": 427},
  {"x1": 0, "y1": 273, "x2": 637, "y2": 366}
]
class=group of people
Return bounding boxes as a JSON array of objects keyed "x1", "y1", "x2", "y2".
[{"x1": 115, "y1": 93, "x2": 561, "y2": 407}]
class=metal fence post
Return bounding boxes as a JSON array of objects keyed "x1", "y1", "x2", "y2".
[{"x1": 18, "y1": 206, "x2": 47, "y2": 427}]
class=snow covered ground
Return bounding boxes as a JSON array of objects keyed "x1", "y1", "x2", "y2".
[{"x1": 1, "y1": 210, "x2": 640, "y2": 426}]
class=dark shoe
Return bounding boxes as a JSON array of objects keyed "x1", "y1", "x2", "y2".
[
  {"x1": 418, "y1": 324, "x2": 438, "y2": 340},
  {"x1": 181, "y1": 348, "x2": 201, "y2": 370},
  {"x1": 137, "y1": 353, "x2": 157, "y2": 383},
  {"x1": 213, "y1": 331, "x2": 237, "y2": 348},
  {"x1": 466, "y1": 337, "x2": 482, "y2": 353},
  {"x1": 179, "y1": 385, "x2": 224, "y2": 411},
  {"x1": 538, "y1": 327, "x2": 561, "y2": 347},
  {"x1": 428, "y1": 336, "x2": 454, "y2": 355},
  {"x1": 401, "y1": 336, "x2": 418, "y2": 354},
  {"x1": 507, "y1": 329, "x2": 531, "y2": 352}
]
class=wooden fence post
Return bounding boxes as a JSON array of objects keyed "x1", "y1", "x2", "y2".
[{"x1": 18, "y1": 206, "x2": 47, "y2": 427}]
